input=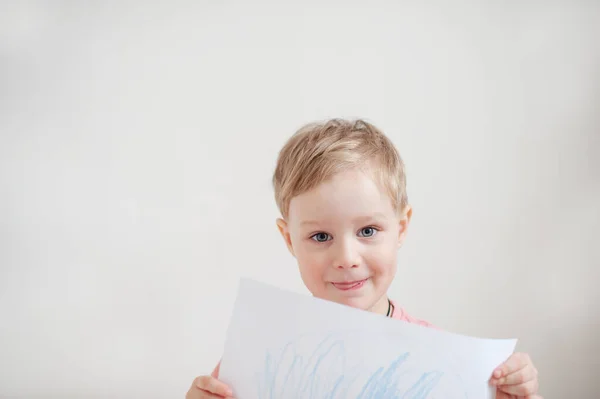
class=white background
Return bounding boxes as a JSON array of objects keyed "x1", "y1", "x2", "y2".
[{"x1": 1, "y1": 1, "x2": 599, "y2": 398}]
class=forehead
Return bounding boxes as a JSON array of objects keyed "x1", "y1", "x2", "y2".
[{"x1": 287, "y1": 167, "x2": 396, "y2": 224}]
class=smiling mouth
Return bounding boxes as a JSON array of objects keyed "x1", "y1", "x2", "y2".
[{"x1": 331, "y1": 278, "x2": 368, "y2": 291}]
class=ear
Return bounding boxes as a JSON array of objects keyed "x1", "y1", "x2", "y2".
[
  {"x1": 397, "y1": 205, "x2": 412, "y2": 247},
  {"x1": 276, "y1": 218, "x2": 296, "y2": 257}
]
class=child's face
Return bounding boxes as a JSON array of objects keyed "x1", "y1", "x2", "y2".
[{"x1": 277, "y1": 167, "x2": 411, "y2": 314}]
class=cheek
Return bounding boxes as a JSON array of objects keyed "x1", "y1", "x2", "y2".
[
  {"x1": 294, "y1": 243, "x2": 328, "y2": 272},
  {"x1": 294, "y1": 245, "x2": 331, "y2": 294},
  {"x1": 365, "y1": 240, "x2": 398, "y2": 274}
]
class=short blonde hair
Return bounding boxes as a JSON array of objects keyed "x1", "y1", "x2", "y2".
[{"x1": 273, "y1": 118, "x2": 408, "y2": 219}]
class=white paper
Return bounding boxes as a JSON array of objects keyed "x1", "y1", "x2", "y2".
[{"x1": 220, "y1": 278, "x2": 517, "y2": 399}]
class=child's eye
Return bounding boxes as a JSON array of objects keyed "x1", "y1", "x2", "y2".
[
  {"x1": 311, "y1": 232, "x2": 331, "y2": 242},
  {"x1": 358, "y1": 227, "x2": 378, "y2": 238}
]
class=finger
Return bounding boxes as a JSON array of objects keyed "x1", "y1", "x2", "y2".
[
  {"x1": 194, "y1": 376, "x2": 234, "y2": 397},
  {"x1": 492, "y1": 352, "x2": 530, "y2": 379},
  {"x1": 211, "y1": 362, "x2": 221, "y2": 378},
  {"x1": 497, "y1": 378, "x2": 539, "y2": 397},
  {"x1": 186, "y1": 389, "x2": 232, "y2": 399},
  {"x1": 186, "y1": 384, "x2": 230, "y2": 399},
  {"x1": 186, "y1": 385, "x2": 235, "y2": 399},
  {"x1": 493, "y1": 364, "x2": 537, "y2": 386}
]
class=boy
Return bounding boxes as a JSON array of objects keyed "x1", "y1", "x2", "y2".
[{"x1": 186, "y1": 119, "x2": 541, "y2": 399}]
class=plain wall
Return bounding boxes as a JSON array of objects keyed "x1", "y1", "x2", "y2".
[{"x1": 1, "y1": 1, "x2": 599, "y2": 398}]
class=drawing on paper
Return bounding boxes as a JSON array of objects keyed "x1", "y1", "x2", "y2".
[{"x1": 256, "y1": 333, "x2": 468, "y2": 399}]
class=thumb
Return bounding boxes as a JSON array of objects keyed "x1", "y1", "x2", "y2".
[{"x1": 211, "y1": 361, "x2": 221, "y2": 378}]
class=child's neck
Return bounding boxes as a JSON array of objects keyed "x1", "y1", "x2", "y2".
[{"x1": 370, "y1": 295, "x2": 392, "y2": 316}]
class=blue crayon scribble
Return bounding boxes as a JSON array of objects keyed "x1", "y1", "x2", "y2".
[{"x1": 256, "y1": 334, "x2": 455, "y2": 399}]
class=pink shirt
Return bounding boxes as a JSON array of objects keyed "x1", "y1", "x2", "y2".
[
  {"x1": 389, "y1": 300, "x2": 434, "y2": 328},
  {"x1": 211, "y1": 300, "x2": 433, "y2": 378}
]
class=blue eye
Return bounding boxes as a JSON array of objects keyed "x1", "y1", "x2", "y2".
[
  {"x1": 358, "y1": 227, "x2": 377, "y2": 237},
  {"x1": 311, "y1": 232, "x2": 331, "y2": 242}
]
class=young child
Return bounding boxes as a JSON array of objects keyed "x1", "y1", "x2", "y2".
[{"x1": 186, "y1": 119, "x2": 542, "y2": 399}]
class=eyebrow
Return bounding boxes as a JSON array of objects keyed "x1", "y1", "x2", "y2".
[
  {"x1": 300, "y1": 220, "x2": 320, "y2": 226},
  {"x1": 300, "y1": 213, "x2": 387, "y2": 227},
  {"x1": 353, "y1": 213, "x2": 388, "y2": 224}
]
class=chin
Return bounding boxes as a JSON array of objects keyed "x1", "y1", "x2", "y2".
[{"x1": 335, "y1": 296, "x2": 374, "y2": 311}]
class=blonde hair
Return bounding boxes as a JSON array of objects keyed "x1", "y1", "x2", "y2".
[{"x1": 272, "y1": 118, "x2": 408, "y2": 219}]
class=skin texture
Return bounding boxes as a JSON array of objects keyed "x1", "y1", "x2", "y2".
[{"x1": 276, "y1": 167, "x2": 411, "y2": 316}]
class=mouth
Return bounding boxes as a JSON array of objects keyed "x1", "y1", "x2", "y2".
[{"x1": 331, "y1": 278, "x2": 368, "y2": 291}]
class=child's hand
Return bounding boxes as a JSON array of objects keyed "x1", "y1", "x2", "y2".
[
  {"x1": 185, "y1": 375, "x2": 235, "y2": 399},
  {"x1": 490, "y1": 352, "x2": 542, "y2": 398}
]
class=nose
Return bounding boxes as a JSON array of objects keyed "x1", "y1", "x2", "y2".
[{"x1": 333, "y1": 236, "x2": 360, "y2": 269}]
